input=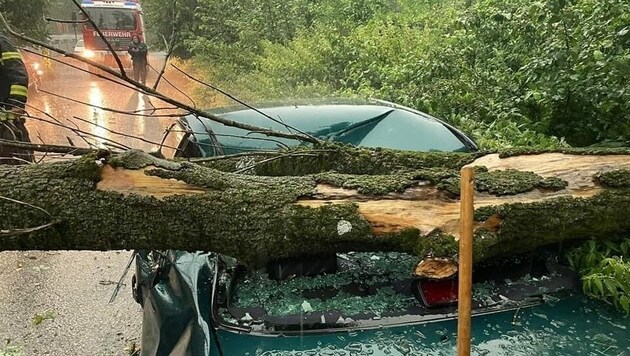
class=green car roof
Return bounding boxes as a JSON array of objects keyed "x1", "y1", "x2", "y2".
[{"x1": 182, "y1": 103, "x2": 476, "y2": 155}]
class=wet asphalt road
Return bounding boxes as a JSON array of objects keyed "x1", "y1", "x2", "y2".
[{"x1": 0, "y1": 53, "x2": 204, "y2": 355}]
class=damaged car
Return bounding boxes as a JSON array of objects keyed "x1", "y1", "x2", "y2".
[{"x1": 131, "y1": 100, "x2": 616, "y2": 355}]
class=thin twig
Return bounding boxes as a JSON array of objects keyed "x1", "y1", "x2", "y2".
[
  {"x1": 191, "y1": 148, "x2": 336, "y2": 163},
  {"x1": 147, "y1": 62, "x2": 197, "y2": 108},
  {"x1": 233, "y1": 153, "x2": 318, "y2": 174},
  {"x1": 24, "y1": 103, "x2": 97, "y2": 149},
  {"x1": 71, "y1": 116, "x2": 182, "y2": 152},
  {"x1": 38, "y1": 89, "x2": 186, "y2": 118},
  {"x1": 187, "y1": 113, "x2": 224, "y2": 155},
  {"x1": 190, "y1": 151, "x2": 282, "y2": 163},
  {"x1": 0, "y1": 196, "x2": 53, "y2": 217},
  {"x1": 20, "y1": 48, "x2": 140, "y2": 92},
  {"x1": 108, "y1": 250, "x2": 137, "y2": 303},
  {"x1": 0, "y1": 138, "x2": 97, "y2": 155},
  {"x1": 1, "y1": 221, "x2": 58, "y2": 238},
  {"x1": 143, "y1": 92, "x2": 158, "y2": 116},
  {"x1": 157, "y1": 122, "x2": 178, "y2": 157},
  {"x1": 153, "y1": 1, "x2": 178, "y2": 90},
  {"x1": 25, "y1": 114, "x2": 132, "y2": 150},
  {"x1": 168, "y1": 129, "x2": 291, "y2": 149},
  {"x1": 5, "y1": 101, "x2": 99, "y2": 151},
  {"x1": 35, "y1": 132, "x2": 49, "y2": 163},
  {"x1": 45, "y1": 17, "x2": 88, "y2": 24},
  {"x1": 170, "y1": 64, "x2": 318, "y2": 141},
  {"x1": 131, "y1": 106, "x2": 180, "y2": 113},
  {"x1": 0, "y1": 156, "x2": 35, "y2": 164}
]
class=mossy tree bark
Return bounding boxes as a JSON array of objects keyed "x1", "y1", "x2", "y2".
[{"x1": 2, "y1": 146, "x2": 630, "y2": 279}]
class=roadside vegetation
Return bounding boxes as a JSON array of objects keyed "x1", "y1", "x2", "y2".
[
  {"x1": 8, "y1": 0, "x2": 628, "y2": 148},
  {"x1": 567, "y1": 238, "x2": 630, "y2": 315},
  {"x1": 0, "y1": 0, "x2": 53, "y2": 39},
  {"x1": 142, "y1": 0, "x2": 629, "y2": 149}
]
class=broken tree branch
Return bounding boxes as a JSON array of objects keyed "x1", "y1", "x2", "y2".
[
  {"x1": 0, "y1": 138, "x2": 97, "y2": 155},
  {"x1": 38, "y1": 89, "x2": 188, "y2": 118},
  {"x1": 171, "y1": 64, "x2": 318, "y2": 142},
  {"x1": 0, "y1": 197, "x2": 58, "y2": 238},
  {"x1": 44, "y1": 17, "x2": 88, "y2": 24},
  {"x1": 70, "y1": 115, "x2": 182, "y2": 153},
  {"x1": 2, "y1": 148, "x2": 630, "y2": 278}
]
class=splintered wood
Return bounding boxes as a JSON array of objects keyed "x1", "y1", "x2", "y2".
[
  {"x1": 97, "y1": 165, "x2": 206, "y2": 198},
  {"x1": 298, "y1": 153, "x2": 630, "y2": 238}
]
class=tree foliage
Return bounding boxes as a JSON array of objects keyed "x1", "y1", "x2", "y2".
[
  {"x1": 567, "y1": 238, "x2": 630, "y2": 315},
  {"x1": 151, "y1": 0, "x2": 629, "y2": 147},
  {"x1": 141, "y1": 0, "x2": 198, "y2": 57},
  {"x1": 0, "y1": 0, "x2": 52, "y2": 40},
  {"x1": 47, "y1": 0, "x2": 77, "y2": 19}
]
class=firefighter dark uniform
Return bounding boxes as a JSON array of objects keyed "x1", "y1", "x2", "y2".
[
  {"x1": 0, "y1": 33, "x2": 33, "y2": 164},
  {"x1": 128, "y1": 36, "x2": 148, "y2": 84}
]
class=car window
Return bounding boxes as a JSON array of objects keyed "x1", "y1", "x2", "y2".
[
  {"x1": 84, "y1": 9, "x2": 136, "y2": 30},
  {"x1": 216, "y1": 252, "x2": 420, "y2": 333},
  {"x1": 184, "y1": 105, "x2": 472, "y2": 156},
  {"x1": 332, "y1": 109, "x2": 469, "y2": 152}
]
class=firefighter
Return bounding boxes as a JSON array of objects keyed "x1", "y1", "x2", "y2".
[
  {"x1": 0, "y1": 32, "x2": 34, "y2": 164},
  {"x1": 128, "y1": 35, "x2": 148, "y2": 84}
]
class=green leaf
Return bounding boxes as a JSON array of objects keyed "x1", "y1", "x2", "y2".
[
  {"x1": 593, "y1": 277, "x2": 604, "y2": 296},
  {"x1": 603, "y1": 240, "x2": 620, "y2": 254},
  {"x1": 620, "y1": 295, "x2": 630, "y2": 314},
  {"x1": 532, "y1": 91, "x2": 542, "y2": 101},
  {"x1": 603, "y1": 279, "x2": 618, "y2": 296}
]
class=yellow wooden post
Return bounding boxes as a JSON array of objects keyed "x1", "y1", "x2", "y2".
[{"x1": 457, "y1": 167, "x2": 474, "y2": 356}]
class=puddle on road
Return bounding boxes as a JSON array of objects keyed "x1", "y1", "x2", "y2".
[{"x1": 25, "y1": 68, "x2": 180, "y2": 155}]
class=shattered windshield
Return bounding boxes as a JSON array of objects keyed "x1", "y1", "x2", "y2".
[
  {"x1": 229, "y1": 252, "x2": 418, "y2": 320},
  {"x1": 215, "y1": 250, "x2": 577, "y2": 333}
]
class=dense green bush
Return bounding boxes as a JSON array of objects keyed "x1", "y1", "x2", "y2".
[
  {"x1": 144, "y1": 0, "x2": 629, "y2": 148},
  {"x1": 307, "y1": 0, "x2": 629, "y2": 147},
  {"x1": 566, "y1": 238, "x2": 630, "y2": 315},
  {"x1": 1, "y1": 0, "x2": 53, "y2": 40}
]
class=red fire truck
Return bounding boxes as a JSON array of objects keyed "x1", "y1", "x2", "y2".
[{"x1": 78, "y1": 0, "x2": 145, "y2": 72}]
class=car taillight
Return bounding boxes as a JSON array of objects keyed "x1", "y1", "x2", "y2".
[{"x1": 414, "y1": 277, "x2": 458, "y2": 308}]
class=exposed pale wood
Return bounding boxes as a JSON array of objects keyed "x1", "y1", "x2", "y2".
[
  {"x1": 300, "y1": 153, "x2": 630, "y2": 237},
  {"x1": 93, "y1": 153, "x2": 624, "y2": 242},
  {"x1": 413, "y1": 257, "x2": 458, "y2": 279},
  {"x1": 298, "y1": 188, "x2": 600, "y2": 237},
  {"x1": 469, "y1": 153, "x2": 630, "y2": 190},
  {"x1": 97, "y1": 166, "x2": 206, "y2": 198},
  {"x1": 457, "y1": 167, "x2": 474, "y2": 356}
]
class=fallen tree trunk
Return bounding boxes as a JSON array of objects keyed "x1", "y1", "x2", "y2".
[{"x1": 2, "y1": 147, "x2": 630, "y2": 278}]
